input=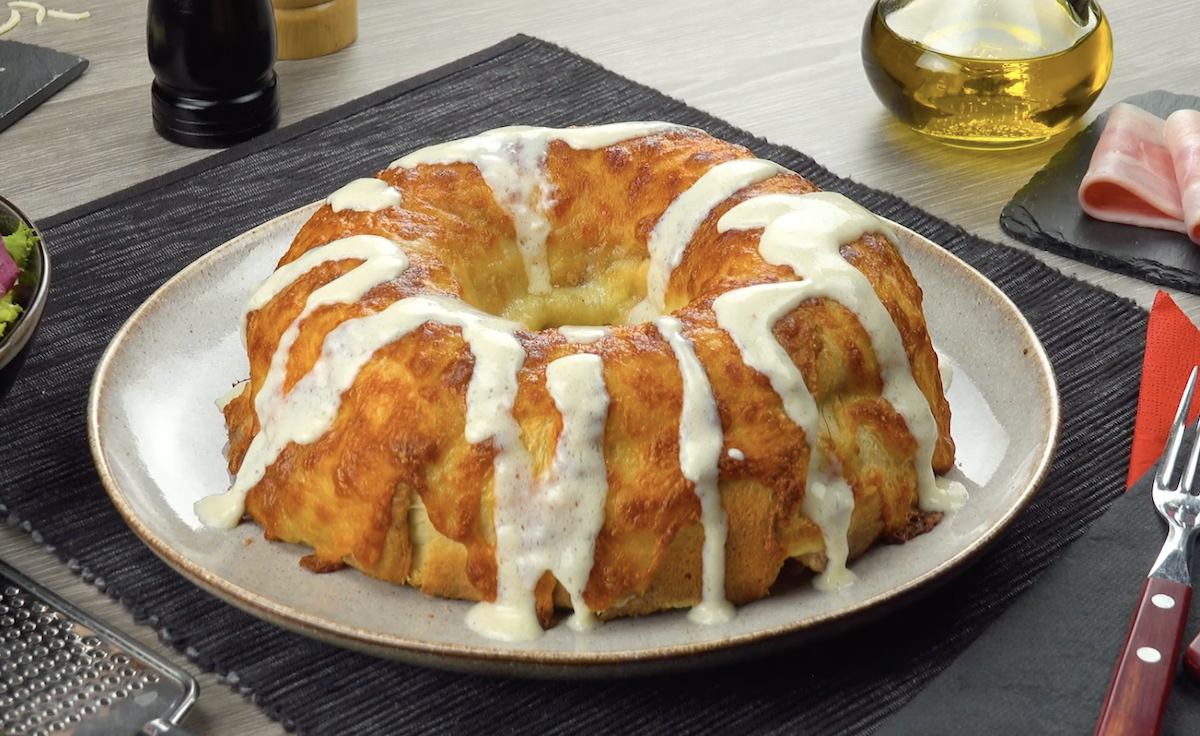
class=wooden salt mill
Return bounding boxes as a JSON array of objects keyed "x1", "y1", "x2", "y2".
[{"x1": 271, "y1": 0, "x2": 358, "y2": 60}]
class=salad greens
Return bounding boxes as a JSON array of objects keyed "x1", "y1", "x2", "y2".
[{"x1": 1, "y1": 221, "x2": 38, "y2": 339}]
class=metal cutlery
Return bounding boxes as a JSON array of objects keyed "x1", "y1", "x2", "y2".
[{"x1": 1094, "y1": 366, "x2": 1200, "y2": 736}]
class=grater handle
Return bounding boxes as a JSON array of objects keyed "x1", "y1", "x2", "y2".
[{"x1": 141, "y1": 717, "x2": 200, "y2": 736}]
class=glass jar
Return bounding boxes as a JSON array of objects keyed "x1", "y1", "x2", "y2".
[{"x1": 861, "y1": 0, "x2": 1113, "y2": 149}]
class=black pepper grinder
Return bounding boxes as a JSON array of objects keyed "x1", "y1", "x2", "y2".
[{"x1": 147, "y1": 0, "x2": 281, "y2": 148}]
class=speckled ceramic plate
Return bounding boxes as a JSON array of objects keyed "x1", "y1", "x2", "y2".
[{"x1": 88, "y1": 203, "x2": 1060, "y2": 678}]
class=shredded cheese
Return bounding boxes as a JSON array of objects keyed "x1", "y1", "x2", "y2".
[
  {"x1": 46, "y1": 8, "x2": 87, "y2": 19},
  {"x1": 0, "y1": 7, "x2": 18, "y2": 34},
  {"x1": 8, "y1": 1, "x2": 46, "y2": 24},
  {"x1": 0, "y1": 2, "x2": 88, "y2": 29}
]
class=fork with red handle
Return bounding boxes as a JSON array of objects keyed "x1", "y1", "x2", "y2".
[{"x1": 1095, "y1": 367, "x2": 1200, "y2": 736}]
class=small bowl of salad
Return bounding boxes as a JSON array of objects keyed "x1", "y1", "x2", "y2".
[{"x1": 0, "y1": 195, "x2": 51, "y2": 404}]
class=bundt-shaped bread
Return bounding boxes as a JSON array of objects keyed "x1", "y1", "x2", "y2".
[{"x1": 197, "y1": 123, "x2": 961, "y2": 641}]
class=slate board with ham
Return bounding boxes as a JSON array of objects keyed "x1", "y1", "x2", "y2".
[
  {"x1": 1002, "y1": 91, "x2": 1200, "y2": 296},
  {"x1": 1078, "y1": 104, "x2": 1200, "y2": 243}
]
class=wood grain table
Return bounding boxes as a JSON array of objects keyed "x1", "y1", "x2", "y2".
[{"x1": 2, "y1": 1, "x2": 1198, "y2": 732}]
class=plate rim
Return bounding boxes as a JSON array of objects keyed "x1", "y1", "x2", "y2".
[{"x1": 87, "y1": 206, "x2": 1062, "y2": 675}]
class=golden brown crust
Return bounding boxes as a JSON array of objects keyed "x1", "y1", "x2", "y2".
[{"x1": 224, "y1": 126, "x2": 955, "y2": 623}]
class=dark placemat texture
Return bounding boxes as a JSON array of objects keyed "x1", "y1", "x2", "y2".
[
  {"x1": 0, "y1": 39, "x2": 87, "y2": 134},
  {"x1": 0, "y1": 35, "x2": 1148, "y2": 735},
  {"x1": 1001, "y1": 90, "x2": 1200, "y2": 295},
  {"x1": 875, "y1": 464, "x2": 1200, "y2": 736}
]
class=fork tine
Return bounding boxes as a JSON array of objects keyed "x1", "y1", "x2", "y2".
[
  {"x1": 1185, "y1": 421, "x2": 1200, "y2": 494},
  {"x1": 1160, "y1": 366, "x2": 1200, "y2": 487}
]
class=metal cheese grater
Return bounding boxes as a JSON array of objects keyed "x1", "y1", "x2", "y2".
[{"x1": 0, "y1": 557, "x2": 198, "y2": 736}]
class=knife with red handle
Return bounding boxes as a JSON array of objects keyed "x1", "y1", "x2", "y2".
[{"x1": 1094, "y1": 578, "x2": 1192, "y2": 736}]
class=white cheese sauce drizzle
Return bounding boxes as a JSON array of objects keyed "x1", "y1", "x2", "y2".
[
  {"x1": 720, "y1": 192, "x2": 965, "y2": 514},
  {"x1": 239, "y1": 235, "x2": 404, "y2": 345},
  {"x1": 557, "y1": 325, "x2": 611, "y2": 344},
  {"x1": 326, "y1": 178, "x2": 402, "y2": 213},
  {"x1": 936, "y1": 349, "x2": 954, "y2": 390},
  {"x1": 712, "y1": 281, "x2": 857, "y2": 589},
  {"x1": 215, "y1": 381, "x2": 247, "y2": 411},
  {"x1": 711, "y1": 192, "x2": 965, "y2": 587},
  {"x1": 655, "y1": 316, "x2": 735, "y2": 624},
  {"x1": 468, "y1": 352, "x2": 612, "y2": 640},
  {"x1": 546, "y1": 354, "x2": 610, "y2": 633},
  {"x1": 391, "y1": 123, "x2": 685, "y2": 297},
  {"x1": 630, "y1": 159, "x2": 786, "y2": 323},
  {"x1": 197, "y1": 237, "x2": 413, "y2": 529}
]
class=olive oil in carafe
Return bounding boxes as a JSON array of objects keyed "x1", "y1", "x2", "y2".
[{"x1": 862, "y1": 0, "x2": 1113, "y2": 148}]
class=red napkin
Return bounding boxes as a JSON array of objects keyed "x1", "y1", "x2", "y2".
[{"x1": 1127, "y1": 291, "x2": 1200, "y2": 488}]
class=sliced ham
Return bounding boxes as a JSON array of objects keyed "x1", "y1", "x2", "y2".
[
  {"x1": 1165, "y1": 109, "x2": 1200, "y2": 245},
  {"x1": 1078, "y1": 103, "x2": 1186, "y2": 235},
  {"x1": 1079, "y1": 103, "x2": 1200, "y2": 245}
]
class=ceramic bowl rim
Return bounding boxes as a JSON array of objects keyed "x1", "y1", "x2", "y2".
[{"x1": 0, "y1": 195, "x2": 52, "y2": 366}]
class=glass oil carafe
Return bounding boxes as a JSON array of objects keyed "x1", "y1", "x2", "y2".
[{"x1": 862, "y1": 0, "x2": 1113, "y2": 149}]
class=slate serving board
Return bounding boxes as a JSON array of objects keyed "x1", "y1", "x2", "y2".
[
  {"x1": 1001, "y1": 90, "x2": 1200, "y2": 294},
  {"x1": 0, "y1": 38, "x2": 87, "y2": 134}
]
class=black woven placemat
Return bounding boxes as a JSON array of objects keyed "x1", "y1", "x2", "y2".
[{"x1": 1, "y1": 35, "x2": 1148, "y2": 735}]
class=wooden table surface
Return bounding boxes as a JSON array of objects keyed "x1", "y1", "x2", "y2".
[{"x1": 2, "y1": 1, "x2": 1198, "y2": 732}]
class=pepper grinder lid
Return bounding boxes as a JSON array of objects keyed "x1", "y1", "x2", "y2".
[{"x1": 147, "y1": 0, "x2": 281, "y2": 148}]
